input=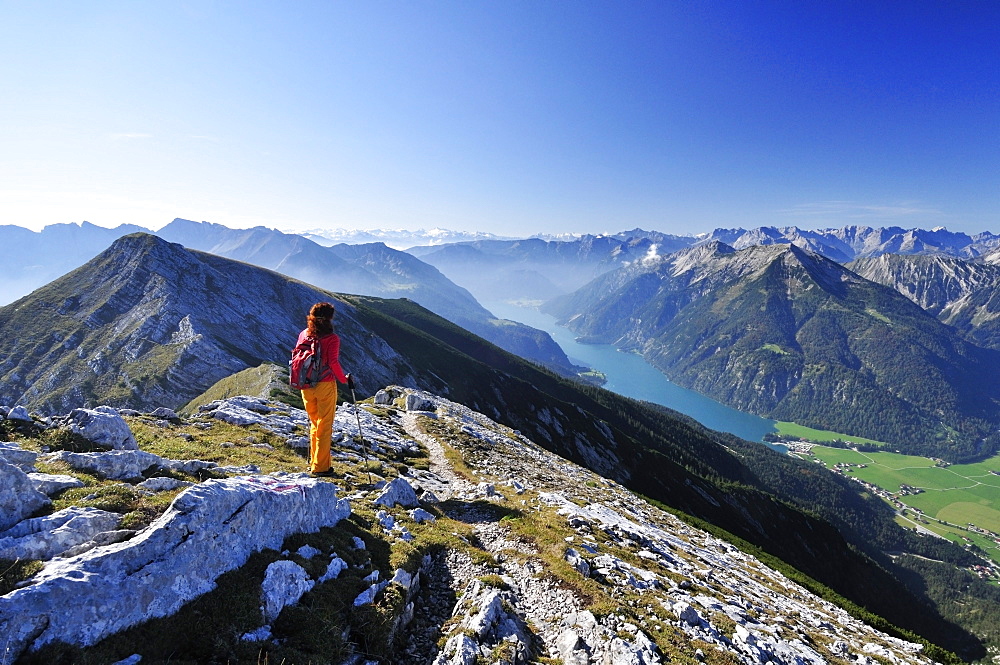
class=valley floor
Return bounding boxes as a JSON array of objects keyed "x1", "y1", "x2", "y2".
[{"x1": 799, "y1": 446, "x2": 1000, "y2": 578}]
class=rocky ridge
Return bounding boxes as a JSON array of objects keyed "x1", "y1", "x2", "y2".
[
  {"x1": 0, "y1": 389, "x2": 941, "y2": 664},
  {"x1": 849, "y1": 254, "x2": 1000, "y2": 351}
]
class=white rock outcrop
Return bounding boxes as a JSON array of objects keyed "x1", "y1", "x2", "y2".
[
  {"x1": 138, "y1": 476, "x2": 194, "y2": 492},
  {"x1": 199, "y1": 396, "x2": 309, "y2": 437},
  {"x1": 0, "y1": 506, "x2": 122, "y2": 561},
  {"x1": 0, "y1": 441, "x2": 39, "y2": 470},
  {"x1": 261, "y1": 560, "x2": 315, "y2": 622},
  {"x1": 29, "y1": 472, "x2": 85, "y2": 496},
  {"x1": 374, "y1": 476, "x2": 420, "y2": 508},
  {"x1": 0, "y1": 474, "x2": 351, "y2": 661},
  {"x1": 65, "y1": 406, "x2": 139, "y2": 450},
  {"x1": 433, "y1": 578, "x2": 534, "y2": 664},
  {"x1": 5, "y1": 405, "x2": 32, "y2": 423},
  {"x1": 0, "y1": 458, "x2": 50, "y2": 532},
  {"x1": 404, "y1": 393, "x2": 436, "y2": 412},
  {"x1": 44, "y1": 449, "x2": 163, "y2": 481}
]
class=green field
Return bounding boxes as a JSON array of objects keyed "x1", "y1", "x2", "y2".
[
  {"x1": 806, "y1": 446, "x2": 1000, "y2": 563},
  {"x1": 774, "y1": 421, "x2": 889, "y2": 447}
]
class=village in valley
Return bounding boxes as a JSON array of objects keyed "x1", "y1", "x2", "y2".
[{"x1": 779, "y1": 438, "x2": 1000, "y2": 584}]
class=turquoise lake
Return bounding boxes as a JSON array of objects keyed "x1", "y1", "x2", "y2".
[{"x1": 488, "y1": 301, "x2": 782, "y2": 447}]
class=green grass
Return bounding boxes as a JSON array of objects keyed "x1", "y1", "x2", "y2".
[
  {"x1": 129, "y1": 417, "x2": 307, "y2": 474},
  {"x1": 1, "y1": 558, "x2": 44, "y2": 595},
  {"x1": 181, "y1": 363, "x2": 300, "y2": 414},
  {"x1": 803, "y1": 447, "x2": 872, "y2": 465},
  {"x1": 865, "y1": 307, "x2": 892, "y2": 324},
  {"x1": 775, "y1": 421, "x2": 889, "y2": 447},
  {"x1": 761, "y1": 343, "x2": 790, "y2": 355},
  {"x1": 808, "y1": 446, "x2": 1000, "y2": 557}
]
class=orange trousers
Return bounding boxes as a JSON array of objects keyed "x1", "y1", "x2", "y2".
[{"x1": 301, "y1": 381, "x2": 337, "y2": 473}]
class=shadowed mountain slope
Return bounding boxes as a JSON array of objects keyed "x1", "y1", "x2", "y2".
[
  {"x1": 544, "y1": 242, "x2": 1000, "y2": 461},
  {"x1": 155, "y1": 219, "x2": 579, "y2": 375}
]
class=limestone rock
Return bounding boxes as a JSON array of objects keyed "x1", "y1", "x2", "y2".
[
  {"x1": 149, "y1": 407, "x2": 179, "y2": 419},
  {"x1": 0, "y1": 506, "x2": 121, "y2": 561},
  {"x1": 410, "y1": 508, "x2": 436, "y2": 523},
  {"x1": 374, "y1": 476, "x2": 419, "y2": 508},
  {"x1": 111, "y1": 655, "x2": 143, "y2": 665},
  {"x1": 608, "y1": 632, "x2": 661, "y2": 664},
  {"x1": 0, "y1": 475, "x2": 351, "y2": 661},
  {"x1": 353, "y1": 583, "x2": 388, "y2": 606},
  {"x1": 159, "y1": 458, "x2": 218, "y2": 475},
  {"x1": 295, "y1": 544, "x2": 322, "y2": 559},
  {"x1": 433, "y1": 633, "x2": 480, "y2": 665},
  {"x1": 673, "y1": 601, "x2": 703, "y2": 627},
  {"x1": 0, "y1": 442, "x2": 39, "y2": 471},
  {"x1": 138, "y1": 477, "x2": 194, "y2": 492},
  {"x1": 65, "y1": 406, "x2": 139, "y2": 450},
  {"x1": 319, "y1": 556, "x2": 348, "y2": 583},
  {"x1": 200, "y1": 397, "x2": 309, "y2": 438},
  {"x1": 0, "y1": 458, "x2": 50, "y2": 532},
  {"x1": 261, "y1": 560, "x2": 315, "y2": 622},
  {"x1": 404, "y1": 393, "x2": 436, "y2": 412},
  {"x1": 29, "y1": 472, "x2": 85, "y2": 496},
  {"x1": 565, "y1": 548, "x2": 590, "y2": 577},
  {"x1": 6, "y1": 405, "x2": 32, "y2": 423},
  {"x1": 45, "y1": 450, "x2": 163, "y2": 481},
  {"x1": 60, "y1": 529, "x2": 137, "y2": 558},
  {"x1": 437, "y1": 578, "x2": 535, "y2": 664},
  {"x1": 241, "y1": 626, "x2": 273, "y2": 642}
]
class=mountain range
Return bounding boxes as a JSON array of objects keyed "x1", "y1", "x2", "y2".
[
  {"x1": 850, "y1": 253, "x2": 1000, "y2": 352},
  {"x1": 543, "y1": 241, "x2": 1000, "y2": 461},
  {"x1": 0, "y1": 220, "x2": 578, "y2": 376},
  {"x1": 8, "y1": 220, "x2": 1000, "y2": 457},
  {"x1": 1, "y1": 231, "x2": 999, "y2": 658},
  {"x1": 406, "y1": 231, "x2": 694, "y2": 303},
  {"x1": 404, "y1": 225, "x2": 1000, "y2": 305},
  {"x1": 297, "y1": 226, "x2": 514, "y2": 249},
  {"x1": 699, "y1": 225, "x2": 1000, "y2": 263}
]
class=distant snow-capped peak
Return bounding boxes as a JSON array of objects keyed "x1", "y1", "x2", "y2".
[{"x1": 292, "y1": 227, "x2": 515, "y2": 250}]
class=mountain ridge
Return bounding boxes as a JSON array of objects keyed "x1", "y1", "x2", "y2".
[
  {"x1": 850, "y1": 253, "x2": 1000, "y2": 352},
  {"x1": 155, "y1": 219, "x2": 581, "y2": 375},
  {"x1": 0, "y1": 388, "x2": 965, "y2": 664},
  {"x1": 544, "y1": 242, "x2": 1000, "y2": 461},
  {"x1": 0, "y1": 233, "x2": 421, "y2": 414}
]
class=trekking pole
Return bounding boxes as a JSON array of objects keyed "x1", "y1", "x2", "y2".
[{"x1": 349, "y1": 379, "x2": 373, "y2": 486}]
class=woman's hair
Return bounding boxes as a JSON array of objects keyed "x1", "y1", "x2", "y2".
[{"x1": 306, "y1": 302, "x2": 335, "y2": 337}]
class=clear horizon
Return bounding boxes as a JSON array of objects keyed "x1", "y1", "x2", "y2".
[
  {"x1": 4, "y1": 217, "x2": 996, "y2": 241},
  {"x1": 2, "y1": 2, "x2": 998, "y2": 236}
]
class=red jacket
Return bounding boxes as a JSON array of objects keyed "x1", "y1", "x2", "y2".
[{"x1": 297, "y1": 330, "x2": 349, "y2": 384}]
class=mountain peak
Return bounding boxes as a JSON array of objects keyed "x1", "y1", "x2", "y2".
[{"x1": 0, "y1": 236, "x2": 413, "y2": 414}]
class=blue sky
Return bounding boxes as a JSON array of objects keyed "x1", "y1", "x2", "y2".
[{"x1": 1, "y1": 1, "x2": 998, "y2": 237}]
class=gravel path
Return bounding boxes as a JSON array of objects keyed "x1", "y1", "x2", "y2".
[{"x1": 396, "y1": 411, "x2": 587, "y2": 663}]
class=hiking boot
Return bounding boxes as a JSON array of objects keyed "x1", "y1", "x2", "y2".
[{"x1": 310, "y1": 469, "x2": 335, "y2": 478}]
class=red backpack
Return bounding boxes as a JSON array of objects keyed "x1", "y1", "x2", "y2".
[{"x1": 289, "y1": 335, "x2": 332, "y2": 390}]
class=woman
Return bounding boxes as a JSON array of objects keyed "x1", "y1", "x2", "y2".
[{"x1": 297, "y1": 301, "x2": 353, "y2": 477}]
